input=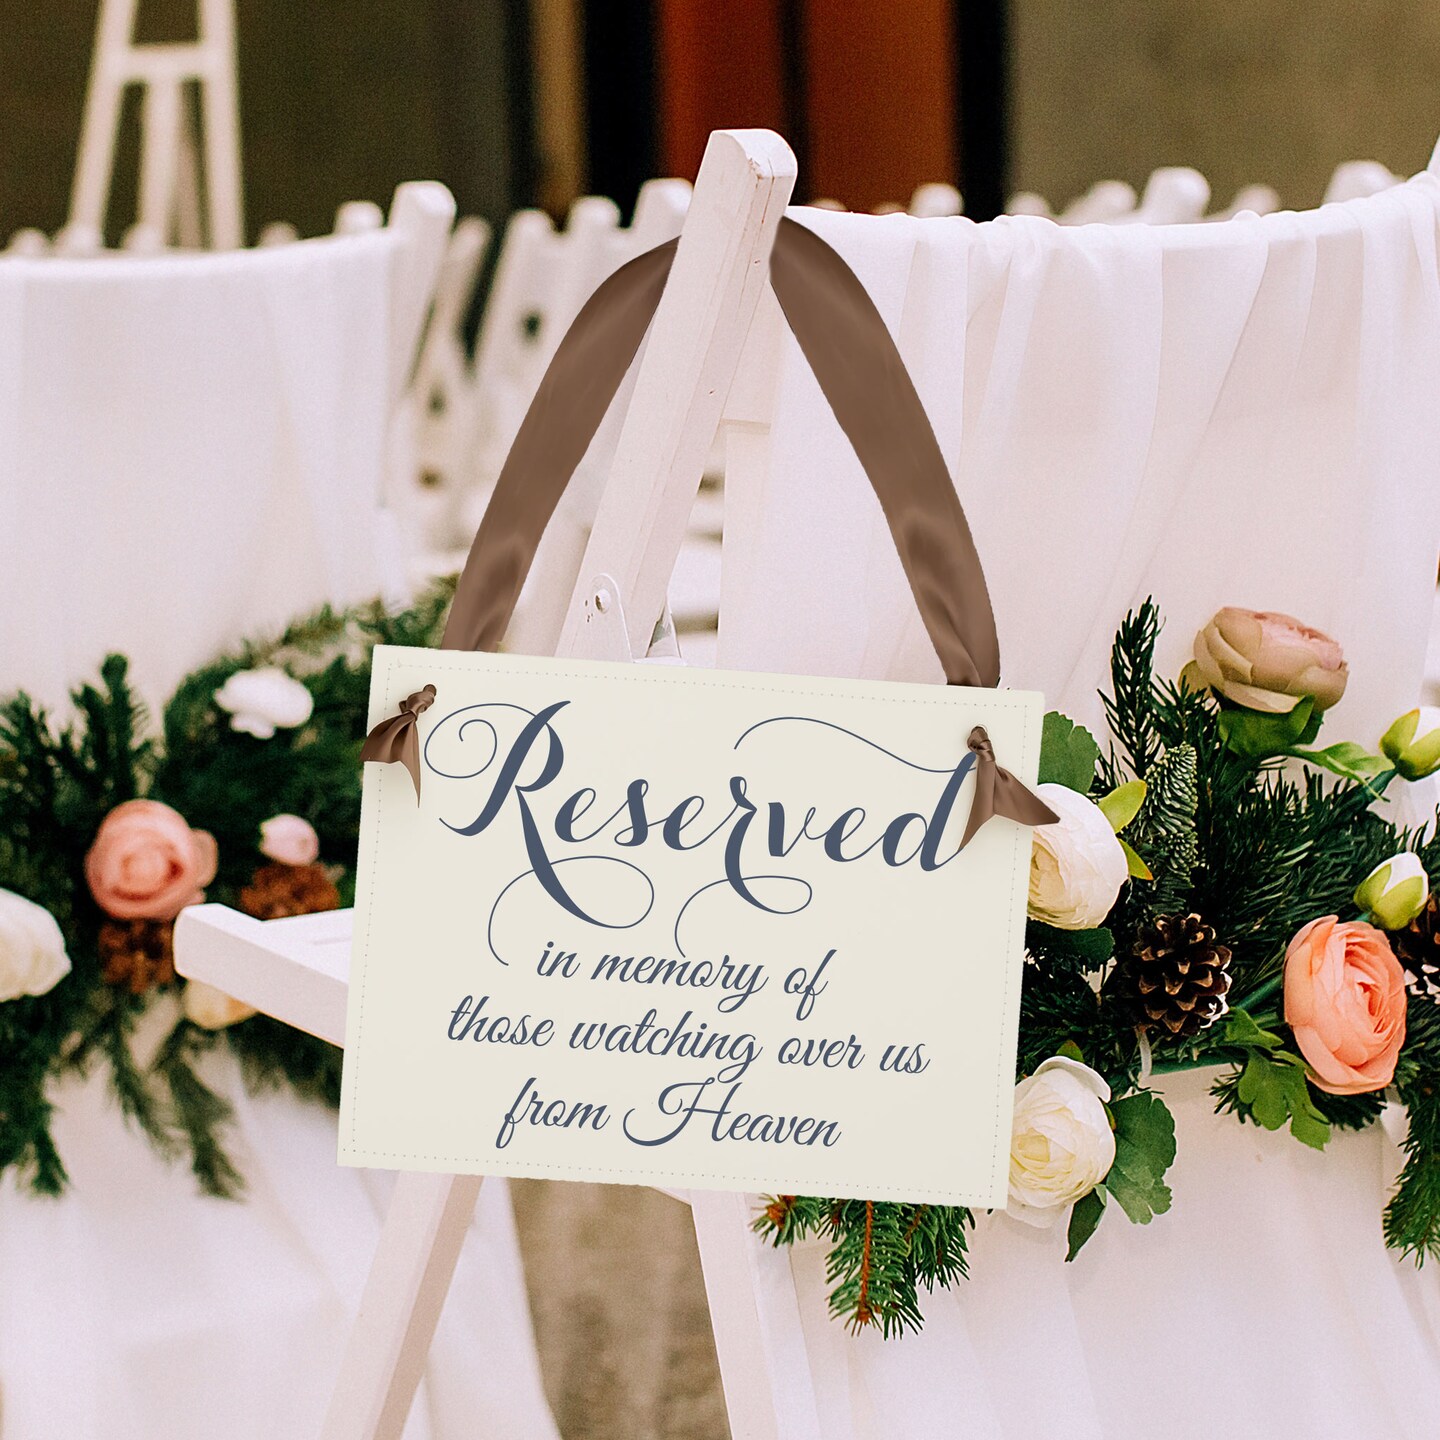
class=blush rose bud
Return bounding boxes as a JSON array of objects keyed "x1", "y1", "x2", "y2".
[
  {"x1": 1379, "y1": 707, "x2": 1440, "y2": 781},
  {"x1": 1192, "y1": 608, "x2": 1348, "y2": 714},
  {"x1": 1354, "y1": 853, "x2": 1429, "y2": 931}
]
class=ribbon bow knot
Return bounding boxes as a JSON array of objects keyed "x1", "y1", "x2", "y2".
[
  {"x1": 360, "y1": 684, "x2": 437, "y2": 800},
  {"x1": 961, "y1": 724, "x2": 1059, "y2": 848}
]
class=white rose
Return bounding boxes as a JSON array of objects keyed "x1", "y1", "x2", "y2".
[
  {"x1": 182, "y1": 980, "x2": 257, "y2": 1030},
  {"x1": 0, "y1": 888, "x2": 72, "y2": 1001},
  {"x1": 1028, "y1": 782, "x2": 1128, "y2": 930},
  {"x1": 214, "y1": 667, "x2": 314, "y2": 739},
  {"x1": 1008, "y1": 1057, "x2": 1116, "y2": 1227}
]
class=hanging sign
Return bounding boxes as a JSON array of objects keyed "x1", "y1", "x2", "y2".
[{"x1": 340, "y1": 646, "x2": 1042, "y2": 1206}]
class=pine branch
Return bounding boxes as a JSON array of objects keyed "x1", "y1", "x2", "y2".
[
  {"x1": 154, "y1": 1022, "x2": 244, "y2": 1199},
  {"x1": 69, "y1": 655, "x2": 153, "y2": 807},
  {"x1": 1126, "y1": 743, "x2": 1199, "y2": 918},
  {"x1": 224, "y1": 1015, "x2": 342, "y2": 1107},
  {"x1": 904, "y1": 1204, "x2": 972, "y2": 1293},
  {"x1": 100, "y1": 994, "x2": 180, "y2": 1159},
  {"x1": 1386, "y1": 1001, "x2": 1440, "y2": 1261},
  {"x1": 1102, "y1": 601, "x2": 1164, "y2": 779}
]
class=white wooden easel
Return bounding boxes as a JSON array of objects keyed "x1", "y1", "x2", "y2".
[
  {"x1": 176, "y1": 129, "x2": 825, "y2": 1440},
  {"x1": 70, "y1": 0, "x2": 243, "y2": 249}
]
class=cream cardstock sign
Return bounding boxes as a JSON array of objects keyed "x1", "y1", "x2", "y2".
[{"x1": 340, "y1": 645, "x2": 1042, "y2": 1206}]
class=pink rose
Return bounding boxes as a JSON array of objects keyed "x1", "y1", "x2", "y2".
[
  {"x1": 258, "y1": 813, "x2": 320, "y2": 867},
  {"x1": 1284, "y1": 916, "x2": 1407, "y2": 1094},
  {"x1": 1193, "y1": 609, "x2": 1348, "y2": 714},
  {"x1": 85, "y1": 800, "x2": 218, "y2": 920}
]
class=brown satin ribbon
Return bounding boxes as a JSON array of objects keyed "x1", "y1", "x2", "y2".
[
  {"x1": 963, "y1": 727, "x2": 1058, "y2": 847},
  {"x1": 360, "y1": 684, "x2": 436, "y2": 798},
  {"x1": 370, "y1": 215, "x2": 1055, "y2": 838}
]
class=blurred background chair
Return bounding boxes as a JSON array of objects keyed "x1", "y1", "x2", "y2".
[
  {"x1": 0, "y1": 182, "x2": 449, "y2": 713},
  {"x1": 0, "y1": 175, "x2": 569, "y2": 1440}
]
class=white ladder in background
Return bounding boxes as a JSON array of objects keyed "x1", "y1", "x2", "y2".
[
  {"x1": 70, "y1": 0, "x2": 243, "y2": 249},
  {"x1": 176, "y1": 128, "x2": 821, "y2": 1440}
]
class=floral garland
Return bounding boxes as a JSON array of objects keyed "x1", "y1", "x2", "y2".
[
  {"x1": 3, "y1": 587, "x2": 1438, "y2": 1344},
  {"x1": 0, "y1": 581, "x2": 453, "y2": 1196},
  {"x1": 757, "y1": 602, "x2": 1440, "y2": 1335}
]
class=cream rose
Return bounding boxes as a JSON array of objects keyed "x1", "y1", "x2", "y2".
[
  {"x1": 182, "y1": 980, "x2": 257, "y2": 1030},
  {"x1": 0, "y1": 888, "x2": 72, "y2": 1001},
  {"x1": 214, "y1": 667, "x2": 314, "y2": 739},
  {"x1": 1028, "y1": 783, "x2": 1128, "y2": 930},
  {"x1": 1008, "y1": 1057, "x2": 1116, "y2": 1226}
]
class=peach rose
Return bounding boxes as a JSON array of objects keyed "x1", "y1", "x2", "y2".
[
  {"x1": 85, "y1": 800, "x2": 218, "y2": 920},
  {"x1": 1284, "y1": 916, "x2": 1407, "y2": 1095}
]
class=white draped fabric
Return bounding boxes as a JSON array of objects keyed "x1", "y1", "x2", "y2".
[
  {"x1": 0, "y1": 235, "x2": 403, "y2": 714},
  {"x1": 0, "y1": 1021, "x2": 559, "y2": 1440},
  {"x1": 717, "y1": 182, "x2": 1440, "y2": 1432},
  {"x1": 784, "y1": 1072, "x2": 1440, "y2": 1440},
  {"x1": 722, "y1": 178, "x2": 1440, "y2": 746}
]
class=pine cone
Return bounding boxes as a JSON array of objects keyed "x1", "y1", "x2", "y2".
[
  {"x1": 238, "y1": 862, "x2": 341, "y2": 921},
  {"x1": 1115, "y1": 912, "x2": 1232, "y2": 1037},
  {"x1": 98, "y1": 918, "x2": 176, "y2": 993},
  {"x1": 1394, "y1": 895, "x2": 1440, "y2": 1004}
]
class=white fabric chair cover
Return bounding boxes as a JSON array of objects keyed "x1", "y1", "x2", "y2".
[
  {"x1": 0, "y1": 234, "x2": 404, "y2": 713},
  {"x1": 0, "y1": 1035, "x2": 559, "y2": 1440},
  {"x1": 723, "y1": 177, "x2": 1440, "y2": 747},
  {"x1": 785, "y1": 1072, "x2": 1440, "y2": 1440},
  {"x1": 718, "y1": 180, "x2": 1440, "y2": 1435}
]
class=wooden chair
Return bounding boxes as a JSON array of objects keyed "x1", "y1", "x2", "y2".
[{"x1": 176, "y1": 128, "x2": 828, "y2": 1440}]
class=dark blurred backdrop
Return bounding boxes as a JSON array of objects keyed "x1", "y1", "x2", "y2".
[{"x1": 1, "y1": 0, "x2": 1437, "y2": 239}]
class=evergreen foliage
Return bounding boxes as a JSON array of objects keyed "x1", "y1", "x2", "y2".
[
  {"x1": 3, "y1": 585, "x2": 1439, "y2": 1337},
  {"x1": 761, "y1": 600, "x2": 1440, "y2": 1332},
  {"x1": 0, "y1": 581, "x2": 453, "y2": 1196}
]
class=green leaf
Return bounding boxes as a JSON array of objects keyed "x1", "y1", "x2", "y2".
[
  {"x1": 1065, "y1": 1187, "x2": 1107, "y2": 1260},
  {"x1": 1278, "y1": 1063, "x2": 1331, "y2": 1150},
  {"x1": 1038, "y1": 711, "x2": 1101, "y2": 792},
  {"x1": 1216, "y1": 696, "x2": 1318, "y2": 760},
  {"x1": 1103, "y1": 1092, "x2": 1177, "y2": 1225},
  {"x1": 1237, "y1": 1053, "x2": 1289, "y2": 1129},
  {"x1": 1055, "y1": 1039, "x2": 1085, "y2": 1063},
  {"x1": 1223, "y1": 1008, "x2": 1284, "y2": 1051},
  {"x1": 1097, "y1": 780, "x2": 1146, "y2": 833},
  {"x1": 1229, "y1": 1043, "x2": 1331, "y2": 1149},
  {"x1": 1025, "y1": 920, "x2": 1115, "y2": 966},
  {"x1": 1117, "y1": 836, "x2": 1153, "y2": 880},
  {"x1": 1287, "y1": 741, "x2": 1393, "y2": 788}
]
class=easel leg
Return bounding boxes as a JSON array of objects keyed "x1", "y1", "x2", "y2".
[
  {"x1": 321, "y1": 1171, "x2": 484, "y2": 1440},
  {"x1": 689, "y1": 1190, "x2": 823, "y2": 1440}
]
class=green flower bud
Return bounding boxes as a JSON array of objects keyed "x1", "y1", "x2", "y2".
[
  {"x1": 1353, "y1": 852, "x2": 1429, "y2": 930},
  {"x1": 1379, "y1": 707, "x2": 1440, "y2": 781}
]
